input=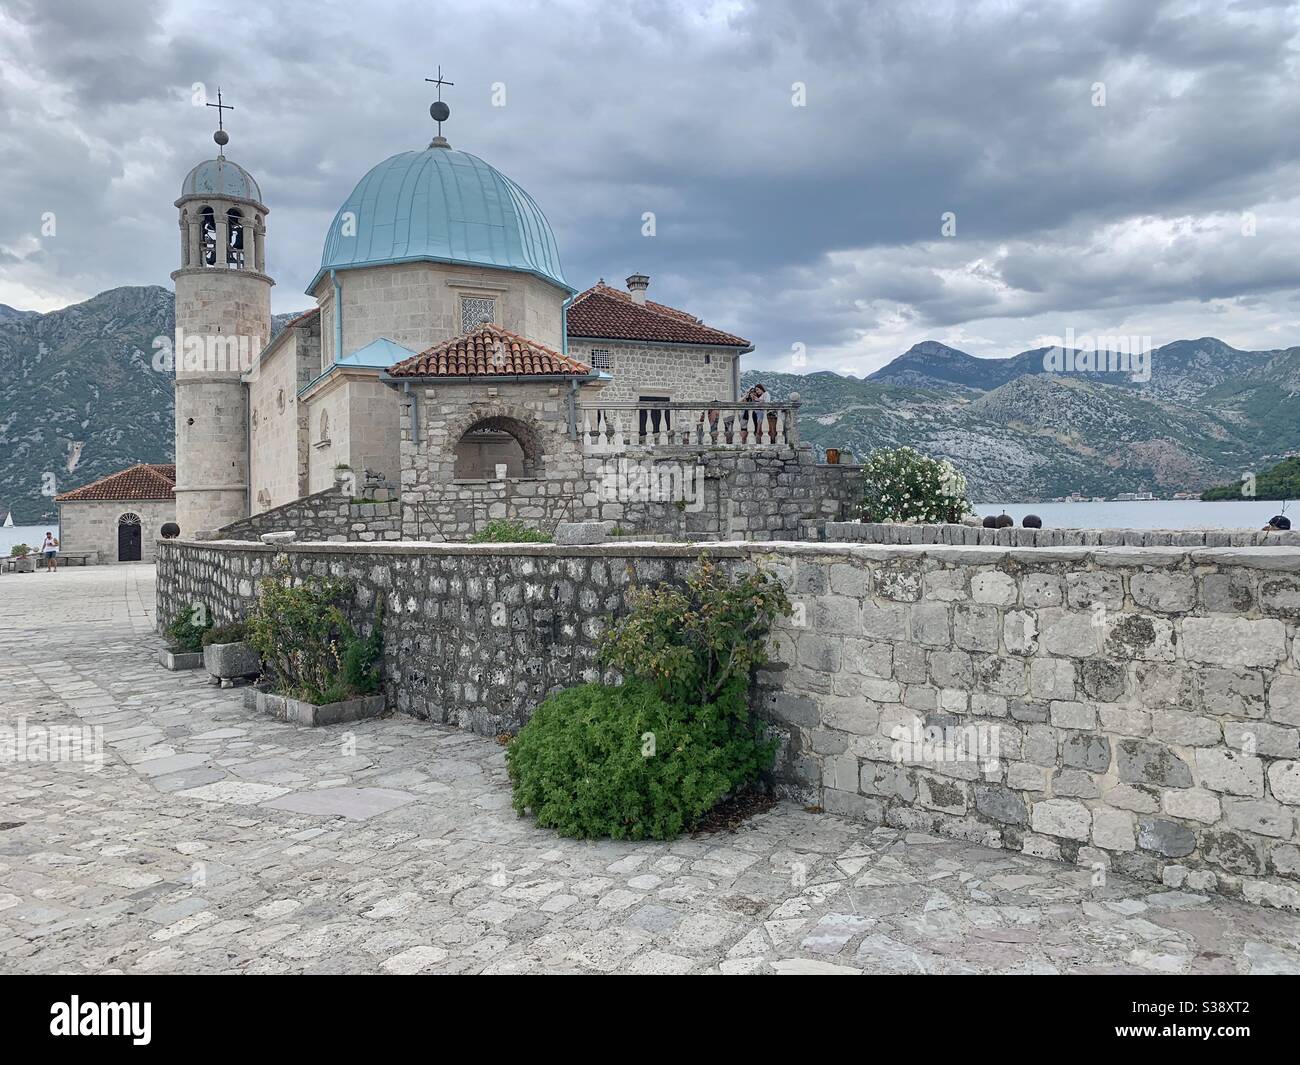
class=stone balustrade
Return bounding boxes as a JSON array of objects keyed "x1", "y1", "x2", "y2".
[{"x1": 580, "y1": 401, "x2": 799, "y2": 453}]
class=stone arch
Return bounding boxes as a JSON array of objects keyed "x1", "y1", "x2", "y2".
[
  {"x1": 445, "y1": 405, "x2": 545, "y2": 481},
  {"x1": 199, "y1": 205, "x2": 216, "y2": 266}
]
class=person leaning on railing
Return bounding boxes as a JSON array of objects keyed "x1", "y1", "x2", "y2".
[{"x1": 740, "y1": 382, "x2": 769, "y2": 441}]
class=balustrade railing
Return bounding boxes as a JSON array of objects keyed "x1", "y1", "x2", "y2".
[{"x1": 579, "y1": 400, "x2": 800, "y2": 452}]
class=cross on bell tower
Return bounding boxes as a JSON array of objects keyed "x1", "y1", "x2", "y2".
[
  {"x1": 424, "y1": 67, "x2": 453, "y2": 148},
  {"x1": 206, "y1": 86, "x2": 234, "y2": 154}
]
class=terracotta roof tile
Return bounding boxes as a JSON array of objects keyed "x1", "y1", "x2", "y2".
[
  {"x1": 387, "y1": 323, "x2": 592, "y2": 378},
  {"x1": 55, "y1": 463, "x2": 176, "y2": 503},
  {"x1": 566, "y1": 282, "x2": 751, "y2": 348}
]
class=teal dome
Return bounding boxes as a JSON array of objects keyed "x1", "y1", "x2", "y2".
[
  {"x1": 180, "y1": 156, "x2": 263, "y2": 203},
  {"x1": 309, "y1": 148, "x2": 570, "y2": 295}
]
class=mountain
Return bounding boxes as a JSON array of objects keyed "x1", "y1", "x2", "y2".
[
  {"x1": 0, "y1": 286, "x2": 306, "y2": 523},
  {"x1": 746, "y1": 336, "x2": 1300, "y2": 502},
  {"x1": 0, "y1": 304, "x2": 39, "y2": 324}
]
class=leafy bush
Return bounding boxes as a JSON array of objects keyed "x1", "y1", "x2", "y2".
[
  {"x1": 468, "y1": 519, "x2": 551, "y2": 544},
  {"x1": 508, "y1": 557, "x2": 788, "y2": 840},
  {"x1": 246, "y1": 573, "x2": 382, "y2": 704},
  {"x1": 166, "y1": 603, "x2": 212, "y2": 653},
  {"x1": 600, "y1": 555, "x2": 792, "y2": 705},
  {"x1": 1202, "y1": 456, "x2": 1300, "y2": 502},
  {"x1": 10, "y1": 543, "x2": 31, "y2": 557},
  {"x1": 506, "y1": 679, "x2": 773, "y2": 840},
  {"x1": 201, "y1": 621, "x2": 248, "y2": 647},
  {"x1": 858, "y1": 446, "x2": 973, "y2": 523}
]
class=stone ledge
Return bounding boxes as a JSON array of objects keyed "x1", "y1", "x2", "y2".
[{"x1": 164, "y1": 537, "x2": 1300, "y2": 571}]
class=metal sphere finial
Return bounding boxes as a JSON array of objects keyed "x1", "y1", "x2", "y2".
[
  {"x1": 430, "y1": 101, "x2": 450, "y2": 123},
  {"x1": 214, "y1": 129, "x2": 230, "y2": 147}
]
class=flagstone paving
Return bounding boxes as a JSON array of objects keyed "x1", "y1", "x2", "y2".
[{"x1": 2, "y1": 564, "x2": 1299, "y2": 974}]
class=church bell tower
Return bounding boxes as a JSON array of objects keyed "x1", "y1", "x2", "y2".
[{"x1": 170, "y1": 89, "x2": 272, "y2": 536}]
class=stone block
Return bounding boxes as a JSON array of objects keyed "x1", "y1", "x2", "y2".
[
  {"x1": 1161, "y1": 787, "x2": 1220, "y2": 824},
  {"x1": 1182, "y1": 617, "x2": 1287, "y2": 667},
  {"x1": 1150, "y1": 709, "x2": 1221, "y2": 747},
  {"x1": 1030, "y1": 799, "x2": 1091, "y2": 841},
  {"x1": 1136, "y1": 817, "x2": 1196, "y2": 858},
  {"x1": 974, "y1": 783, "x2": 1028, "y2": 824},
  {"x1": 1028, "y1": 658, "x2": 1075, "y2": 700},
  {"x1": 1020, "y1": 573, "x2": 1063, "y2": 607},
  {"x1": 1049, "y1": 700, "x2": 1096, "y2": 730},
  {"x1": 1195, "y1": 748, "x2": 1264, "y2": 797},
  {"x1": 1223, "y1": 798, "x2": 1294, "y2": 838},
  {"x1": 1003, "y1": 610, "x2": 1038, "y2": 656},
  {"x1": 1269, "y1": 676, "x2": 1300, "y2": 726},
  {"x1": 1268, "y1": 760, "x2": 1300, "y2": 806},
  {"x1": 1061, "y1": 733, "x2": 1111, "y2": 772},
  {"x1": 1091, "y1": 809, "x2": 1136, "y2": 852},
  {"x1": 1129, "y1": 571, "x2": 1196, "y2": 613},
  {"x1": 953, "y1": 603, "x2": 1000, "y2": 652},
  {"x1": 1116, "y1": 739, "x2": 1194, "y2": 788},
  {"x1": 970, "y1": 570, "x2": 1017, "y2": 606}
]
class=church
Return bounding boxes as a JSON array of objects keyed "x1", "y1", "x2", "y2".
[
  {"x1": 167, "y1": 87, "x2": 782, "y2": 542},
  {"x1": 57, "y1": 84, "x2": 851, "y2": 559}
]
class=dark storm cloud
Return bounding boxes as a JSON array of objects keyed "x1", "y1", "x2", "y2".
[{"x1": 2, "y1": 0, "x2": 1299, "y2": 371}]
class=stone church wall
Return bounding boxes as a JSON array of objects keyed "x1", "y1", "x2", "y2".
[
  {"x1": 568, "y1": 339, "x2": 740, "y2": 404},
  {"x1": 157, "y1": 538, "x2": 1300, "y2": 910}
]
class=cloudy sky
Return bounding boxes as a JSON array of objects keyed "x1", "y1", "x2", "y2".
[{"x1": 2, "y1": 0, "x2": 1300, "y2": 375}]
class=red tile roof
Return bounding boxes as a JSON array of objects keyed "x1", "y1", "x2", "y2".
[
  {"x1": 55, "y1": 463, "x2": 176, "y2": 503},
  {"x1": 566, "y1": 282, "x2": 751, "y2": 348},
  {"x1": 387, "y1": 323, "x2": 592, "y2": 378}
]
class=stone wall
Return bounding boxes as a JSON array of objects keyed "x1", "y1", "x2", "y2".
[
  {"x1": 829, "y1": 521, "x2": 1300, "y2": 548},
  {"x1": 567, "y1": 339, "x2": 740, "y2": 404},
  {"x1": 582, "y1": 447, "x2": 860, "y2": 540},
  {"x1": 155, "y1": 538, "x2": 1300, "y2": 910},
  {"x1": 214, "y1": 486, "x2": 400, "y2": 542}
]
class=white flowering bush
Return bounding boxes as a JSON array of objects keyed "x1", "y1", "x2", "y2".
[{"x1": 858, "y1": 447, "x2": 974, "y2": 523}]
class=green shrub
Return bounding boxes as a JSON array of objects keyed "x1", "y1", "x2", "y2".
[
  {"x1": 166, "y1": 602, "x2": 212, "y2": 653},
  {"x1": 506, "y1": 679, "x2": 774, "y2": 840},
  {"x1": 246, "y1": 573, "x2": 382, "y2": 704},
  {"x1": 9, "y1": 543, "x2": 30, "y2": 557},
  {"x1": 858, "y1": 446, "x2": 973, "y2": 523},
  {"x1": 600, "y1": 555, "x2": 792, "y2": 705},
  {"x1": 468, "y1": 519, "x2": 551, "y2": 544},
  {"x1": 508, "y1": 557, "x2": 788, "y2": 840},
  {"x1": 201, "y1": 621, "x2": 248, "y2": 647}
]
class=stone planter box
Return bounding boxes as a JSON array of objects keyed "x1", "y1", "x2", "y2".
[
  {"x1": 243, "y1": 688, "x2": 385, "y2": 727},
  {"x1": 203, "y1": 641, "x2": 261, "y2": 687},
  {"x1": 159, "y1": 649, "x2": 204, "y2": 670}
]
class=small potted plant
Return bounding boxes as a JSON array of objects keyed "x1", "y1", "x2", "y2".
[
  {"x1": 202, "y1": 621, "x2": 260, "y2": 688},
  {"x1": 160, "y1": 602, "x2": 211, "y2": 670}
]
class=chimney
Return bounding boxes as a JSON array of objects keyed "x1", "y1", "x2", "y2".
[{"x1": 626, "y1": 273, "x2": 650, "y2": 305}]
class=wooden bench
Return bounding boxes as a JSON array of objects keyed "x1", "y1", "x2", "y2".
[{"x1": 59, "y1": 551, "x2": 98, "y2": 566}]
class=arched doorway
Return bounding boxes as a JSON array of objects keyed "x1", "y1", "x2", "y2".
[
  {"x1": 453, "y1": 415, "x2": 540, "y2": 480},
  {"x1": 117, "y1": 512, "x2": 143, "y2": 562}
]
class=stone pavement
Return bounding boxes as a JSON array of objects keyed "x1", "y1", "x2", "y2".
[{"x1": 2, "y1": 565, "x2": 1299, "y2": 975}]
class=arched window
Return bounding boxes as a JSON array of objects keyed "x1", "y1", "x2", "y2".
[
  {"x1": 319, "y1": 410, "x2": 330, "y2": 443},
  {"x1": 199, "y1": 206, "x2": 217, "y2": 266},
  {"x1": 180, "y1": 210, "x2": 190, "y2": 266},
  {"x1": 453, "y1": 415, "x2": 541, "y2": 479},
  {"x1": 226, "y1": 208, "x2": 245, "y2": 268}
]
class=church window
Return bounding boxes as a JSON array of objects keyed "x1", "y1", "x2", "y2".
[
  {"x1": 590, "y1": 349, "x2": 612, "y2": 370},
  {"x1": 227, "y1": 208, "x2": 245, "y2": 268},
  {"x1": 319, "y1": 410, "x2": 330, "y2": 443},
  {"x1": 460, "y1": 296, "x2": 495, "y2": 333},
  {"x1": 199, "y1": 206, "x2": 217, "y2": 266}
]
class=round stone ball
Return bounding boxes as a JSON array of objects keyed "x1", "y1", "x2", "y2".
[
  {"x1": 996, "y1": 514, "x2": 1014, "y2": 528},
  {"x1": 982, "y1": 515, "x2": 999, "y2": 528},
  {"x1": 160, "y1": 522, "x2": 181, "y2": 539},
  {"x1": 1022, "y1": 514, "x2": 1043, "y2": 528},
  {"x1": 430, "y1": 101, "x2": 450, "y2": 122},
  {"x1": 1267, "y1": 514, "x2": 1291, "y2": 530}
]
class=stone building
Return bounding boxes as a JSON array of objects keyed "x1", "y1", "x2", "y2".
[
  {"x1": 55, "y1": 464, "x2": 176, "y2": 563},
  {"x1": 170, "y1": 95, "x2": 846, "y2": 543}
]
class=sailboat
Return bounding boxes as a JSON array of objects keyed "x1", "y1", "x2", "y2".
[{"x1": 2, "y1": 510, "x2": 13, "y2": 528}]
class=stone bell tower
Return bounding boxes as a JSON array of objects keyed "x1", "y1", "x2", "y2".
[{"x1": 170, "y1": 92, "x2": 272, "y2": 536}]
